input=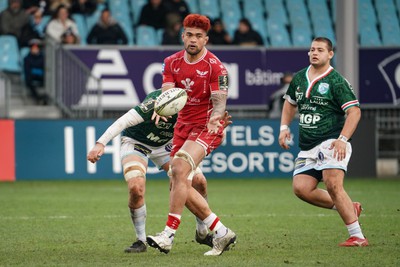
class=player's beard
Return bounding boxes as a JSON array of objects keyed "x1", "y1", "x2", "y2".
[{"x1": 185, "y1": 44, "x2": 201, "y2": 56}]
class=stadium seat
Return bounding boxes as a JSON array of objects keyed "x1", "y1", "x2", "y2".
[
  {"x1": 0, "y1": 0, "x2": 6, "y2": 12},
  {"x1": 72, "y1": 14, "x2": 88, "y2": 45},
  {"x1": 268, "y1": 25, "x2": 291, "y2": 47},
  {"x1": 265, "y1": 2, "x2": 289, "y2": 26},
  {"x1": 359, "y1": 25, "x2": 381, "y2": 47},
  {"x1": 130, "y1": 0, "x2": 147, "y2": 25},
  {"x1": 221, "y1": 8, "x2": 242, "y2": 38},
  {"x1": 186, "y1": 0, "x2": 199, "y2": 14},
  {"x1": 119, "y1": 20, "x2": 135, "y2": 45},
  {"x1": 136, "y1": 25, "x2": 158, "y2": 46},
  {"x1": 292, "y1": 25, "x2": 312, "y2": 47},
  {"x1": 86, "y1": 4, "x2": 105, "y2": 31},
  {"x1": 198, "y1": 0, "x2": 220, "y2": 20},
  {"x1": 0, "y1": 35, "x2": 21, "y2": 73},
  {"x1": 156, "y1": 28, "x2": 164, "y2": 45},
  {"x1": 19, "y1": 47, "x2": 30, "y2": 81},
  {"x1": 380, "y1": 19, "x2": 400, "y2": 46}
]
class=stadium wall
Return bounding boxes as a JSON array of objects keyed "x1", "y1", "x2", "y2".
[{"x1": 0, "y1": 118, "x2": 376, "y2": 181}]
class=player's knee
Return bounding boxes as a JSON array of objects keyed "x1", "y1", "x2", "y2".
[
  {"x1": 123, "y1": 162, "x2": 146, "y2": 182},
  {"x1": 173, "y1": 150, "x2": 196, "y2": 181}
]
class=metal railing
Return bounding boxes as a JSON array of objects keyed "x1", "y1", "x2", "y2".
[
  {"x1": 45, "y1": 38, "x2": 102, "y2": 118},
  {"x1": 0, "y1": 72, "x2": 11, "y2": 118}
]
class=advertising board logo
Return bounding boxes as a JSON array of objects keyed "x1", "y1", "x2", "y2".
[
  {"x1": 79, "y1": 49, "x2": 140, "y2": 109},
  {"x1": 378, "y1": 52, "x2": 400, "y2": 104}
]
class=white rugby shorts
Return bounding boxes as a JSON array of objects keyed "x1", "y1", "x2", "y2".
[{"x1": 293, "y1": 139, "x2": 352, "y2": 176}]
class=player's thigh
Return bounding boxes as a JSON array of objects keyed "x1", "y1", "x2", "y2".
[
  {"x1": 322, "y1": 168, "x2": 345, "y2": 191},
  {"x1": 293, "y1": 173, "x2": 319, "y2": 194}
]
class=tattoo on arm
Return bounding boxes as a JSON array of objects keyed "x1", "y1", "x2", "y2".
[{"x1": 210, "y1": 92, "x2": 227, "y2": 118}]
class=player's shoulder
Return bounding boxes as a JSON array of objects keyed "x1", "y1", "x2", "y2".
[
  {"x1": 204, "y1": 49, "x2": 223, "y2": 65},
  {"x1": 165, "y1": 50, "x2": 185, "y2": 62}
]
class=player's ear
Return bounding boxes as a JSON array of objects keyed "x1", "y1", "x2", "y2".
[
  {"x1": 205, "y1": 35, "x2": 209, "y2": 44},
  {"x1": 328, "y1": 50, "x2": 334, "y2": 59}
]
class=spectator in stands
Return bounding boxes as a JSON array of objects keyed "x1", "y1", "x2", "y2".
[
  {"x1": 48, "y1": 0, "x2": 71, "y2": 15},
  {"x1": 232, "y1": 18, "x2": 263, "y2": 46},
  {"x1": 0, "y1": 0, "x2": 30, "y2": 40},
  {"x1": 46, "y1": 4, "x2": 80, "y2": 42},
  {"x1": 23, "y1": 0, "x2": 48, "y2": 15},
  {"x1": 138, "y1": 0, "x2": 167, "y2": 29},
  {"x1": 268, "y1": 72, "x2": 293, "y2": 119},
  {"x1": 163, "y1": 0, "x2": 189, "y2": 22},
  {"x1": 70, "y1": 0, "x2": 96, "y2": 15},
  {"x1": 86, "y1": 8, "x2": 128, "y2": 45},
  {"x1": 23, "y1": 39, "x2": 47, "y2": 105},
  {"x1": 61, "y1": 27, "x2": 79, "y2": 44},
  {"x1": 20, "y1": 9, "x2": 46, "y2": 47},
  {"x1": 161, "y1": 12, "x2": 181, "y2": 45},
  {"x1": 208, "y1": 18, "x2": 231, "y2": 45}
]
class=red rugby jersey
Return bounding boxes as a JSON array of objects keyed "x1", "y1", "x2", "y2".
[{"x1": 162, "y1": 48, "x2": 228, "y2": 125}]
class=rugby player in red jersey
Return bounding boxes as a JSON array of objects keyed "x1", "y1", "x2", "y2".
[{"x1": 147, "y1": 14, "x2": 236, "y2": 256}]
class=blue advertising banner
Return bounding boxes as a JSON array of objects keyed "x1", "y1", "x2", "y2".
[
  {"x1": 15, "y1": 120, "x2": 300, "y2": 180},
  {"x1": 359, "y1": 48, "x2": 400, "y2": 105},
  {"x1": 69, "y1": 47, "x2": 308, "y2": 109}
]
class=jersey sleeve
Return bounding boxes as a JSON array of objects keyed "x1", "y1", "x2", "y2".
[
  {"x1": 133, "y1": 91, "x2": 158, "y2": 120},
  {"x1": 283, "y1": 78, "x2": 298, "y2": 105},
  {"x1": 334, "y1": 80, "x2": 360, "y2": 111},
  {"x1": 210, "y1": 57, "x2": 229, "y2": 95},
  {"x1": 161, "y1": 56, "x2": 176, "y2": 88}
]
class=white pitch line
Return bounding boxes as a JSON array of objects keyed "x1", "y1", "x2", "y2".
[{"x1": 0, "y1": 213, "x2": 380, "y2": 221}]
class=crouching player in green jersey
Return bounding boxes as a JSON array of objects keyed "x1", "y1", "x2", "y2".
[
  {"x1": 279, "y1": 37, "x2": 368, "y2": 247},
  {"x1": 87, "y1": 89, "x2": 232, "y2": 253}
]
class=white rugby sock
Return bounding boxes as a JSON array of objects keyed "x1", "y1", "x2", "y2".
[
  {"x1": 203, "y1": 213, "x2": 228, "y2": 238},
  {"x1": 130, "y1": 205, "x2": 147, "y2": 242},
  {"x1": 346, "y1": 220, "x2": 365, "y2": 239}
]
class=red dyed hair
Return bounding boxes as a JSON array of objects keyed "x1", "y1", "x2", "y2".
[{"x1": 183, "y1": 14, "x2": 211, "y2": 33}]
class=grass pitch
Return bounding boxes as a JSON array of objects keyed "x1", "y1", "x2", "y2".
[{"x1": 0, "y1": 178, "x2": 399, "y2": 266}]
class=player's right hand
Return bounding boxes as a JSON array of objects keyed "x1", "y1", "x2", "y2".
[
  {"x1": 87, "y1": 142, "x2": 105, "y2": 163},
  {"x1": 279, "y1": 129, "x2": 291, "y2": 150}
]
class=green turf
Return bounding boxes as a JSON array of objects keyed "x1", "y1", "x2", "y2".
[{"x1": 0, "y1": 178, "x2": 399, "y2": 266}]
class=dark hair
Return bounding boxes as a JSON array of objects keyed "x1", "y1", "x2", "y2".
[
  {"x1": 313, "y1": 37, "x2": 333, "y2": 51},
  {"x1": 239, "y1": 18, "x2": 252, "y2": 30}
]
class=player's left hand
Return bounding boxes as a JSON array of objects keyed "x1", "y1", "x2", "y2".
[
  {"x1": 221, "y1": 111, "x2": 232, "y2": 128},
  {"x1": 330, "y1": 139, "x2": 347, "y2": 161},
  {"x1": 207, "y1": 114, "x2": 223, "y2": 134},
  {"x1": 151, "y1": 111, "x2": 170, "y2": 125}
]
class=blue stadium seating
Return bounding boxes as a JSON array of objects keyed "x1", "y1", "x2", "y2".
[
  {"x1": 0, "y1": 35, "x2": 21, "y2": 73},
  {"x1": 72, "y1": 14, "x2": 88, "y2": 45},
  {"x1": 359, "y1": 25, "x2": 381, "y2": 46},
  {"x1": 0, "y1": 0, "x2": 7, "y2": 12},
  {"x1": 186, "y1": 0, "x2": 199, "y2": 14},
  {"x1": 198, "y1": 0, "x2": 220, "y2": 20},
  {"x1": 292, "y1": 25, "x2": 312, "y2": 47},
  {"x1": 136, "y1": 25, "x2": 158, "y2": 46},
  {"x1": 130, "y1": 0, "x2": 147, "y2": 25},
  {"x1": 86, "y1": 4, "x2": 105, "y2": 31},
  {"x1": 220, "y1": 0, "x2": 242, "y2": 38}
]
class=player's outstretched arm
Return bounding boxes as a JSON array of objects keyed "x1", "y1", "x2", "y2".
[{"x1": 86, "y1": 109, "x2": 144, "y2": 163}]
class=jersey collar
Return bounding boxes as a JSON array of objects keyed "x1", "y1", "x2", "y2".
[
  {"x1": 305, "y1": 65, "x2": 334, "y2": 98},
  {"x1": 184, "y1": 48, "x2": 207, "y2": 64}
]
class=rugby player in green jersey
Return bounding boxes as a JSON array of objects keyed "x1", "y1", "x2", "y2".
[
  {"x1": 278, "y1": 37, "x2": 368, "y2": 247},
  {"x1": 87, "y1": 89, "x2": 232, "y2": 253}
]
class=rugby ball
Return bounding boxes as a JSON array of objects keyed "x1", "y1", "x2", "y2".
[{"x1": 154, "y1": 88, "x2": 188, "y2": 116}]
